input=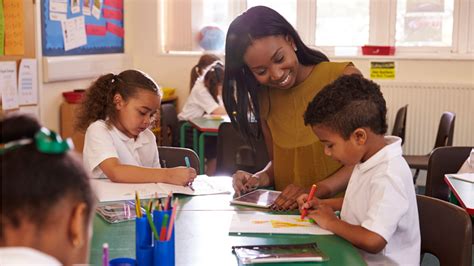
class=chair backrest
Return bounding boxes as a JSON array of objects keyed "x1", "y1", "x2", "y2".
[
  {"x1": 391, "y1": 105, "x2": 408, "y2": 145},
  {"x1": 433, "y1": 111, "x2": 455, "y2": 149},
  {"x1": 425, "y1": 146, "x2": 473, "y2": 201},
  {"x1": 215, "y1": 122, "x2": 269, "y2": 176},
  {"x1": 160, "y1": 103, "x2": 180, "y2": 147},
  {"x1": 158, "y1": 146, "x2": 200, "y2": 173},
  {"x1": 417, "y1": 194, "x2": 472, "y2": 266}
]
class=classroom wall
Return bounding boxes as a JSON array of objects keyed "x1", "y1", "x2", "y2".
[{"x1": 38, "y1": 0, "x2": 474, "y2": 134}]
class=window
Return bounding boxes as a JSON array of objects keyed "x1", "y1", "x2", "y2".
[{"x1": 161, "y1": 0, "x2": 474, "y2": 57}]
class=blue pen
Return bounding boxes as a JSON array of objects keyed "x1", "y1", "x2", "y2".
[{"x1": 184, "y1": 157, "x2": 194, "y2": 191}]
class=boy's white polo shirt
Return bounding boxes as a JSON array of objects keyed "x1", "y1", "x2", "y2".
[
  {"x1": 341, "y1": 136, "x2": 420, "y2": 266},
  {"x1": 178, "y1": 78, "x2": 220, "y2": 121},
  {"x1": 83, "y1": 120, "x2": 161, "y2": 179}
]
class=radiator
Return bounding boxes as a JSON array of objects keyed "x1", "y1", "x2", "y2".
[{"x1": 379, "y1": 82, "x2": 474, "y2": 155}]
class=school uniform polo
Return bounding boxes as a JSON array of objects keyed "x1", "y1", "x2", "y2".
[
  {"x1": 340, "y1": 136, "x2": 420, "y2": 265},
  {"x1": 0, "y1": 247, "x2": 61, "y2": 265},
  {"x1": 83, "y1": 120, "x2": 161, "y2": 179},
  {"x1": 178, "y1": 78, "x2": 222, "y2": 121}
]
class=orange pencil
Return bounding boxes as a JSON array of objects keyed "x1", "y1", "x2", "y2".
[{"x1": 301, "y1": 184, "x2": 317, "y2": 220}]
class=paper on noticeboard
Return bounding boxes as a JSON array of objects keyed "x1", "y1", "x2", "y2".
[
  {"x1": 61, "y1": 16, "x2": 87, "y2": 51},
  {"x1": 18, "y1": 59, "x2": 38, "y2": 105},
  {"x1": 3, "y1": 0, "x2": 25, "y2": 55},
  {"x1": 0, "y1": 61, "x2": 19, "y2": 110},
  {"x1": 0, "y1": 0, "x2": 4, "y2": 56}
]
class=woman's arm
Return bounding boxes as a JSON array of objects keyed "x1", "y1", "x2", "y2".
[{"x1": 99, "y1": 158, "x2": 196, "y2": 185}]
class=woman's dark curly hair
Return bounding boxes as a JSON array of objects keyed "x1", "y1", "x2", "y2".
[
  {"x1": 304, "y1": 74, "x2": 388, "y2": 140},
  {"x1": 223, "y1": 6, "x2": 329, "y2": 141},
  {"x1": 75, "y1": 69, "x2": 161, "y2": 132}
]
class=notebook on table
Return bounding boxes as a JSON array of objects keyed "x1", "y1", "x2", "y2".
[{"x1": 232, "y1": 242, "x2": 329, "y2": 264}]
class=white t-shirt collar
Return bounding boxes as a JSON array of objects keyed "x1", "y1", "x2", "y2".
[{"x1": 356, "y1": 136, "x2": 402, "y2": 174}]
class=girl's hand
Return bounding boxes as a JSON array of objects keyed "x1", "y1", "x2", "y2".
[
  {"x1": 167, "y1": 167, "x2": 197, "y2": 186},
  {"x1": 297, "y1": 193, "x2": 320, "y2": 213},
  {"x1": 270, "y1": 184, "x2": 305, "y2": 211},
  {"x1": 232, "y1": 170, "x2": 260, "y2": 197},
  {"x1": 307, "y1": 204, "x2": 338, "y2": 229}
]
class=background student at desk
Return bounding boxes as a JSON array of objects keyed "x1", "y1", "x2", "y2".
[
  {"x1": 0, "y1": 114, "x2": 95, "y2": 265},
  {"x1": 76, "y1": 69, "x2": 196, "y2": 184},
  {"x1": 178, "y1": 60, "x2": 227, "y2": 175}
]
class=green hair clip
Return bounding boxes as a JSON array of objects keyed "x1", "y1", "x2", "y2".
[{"x1": 0, "y1": 127, "x2": 74, "y2": 155}]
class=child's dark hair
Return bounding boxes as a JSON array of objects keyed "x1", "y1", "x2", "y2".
[
  {"x1": 1, "y1": 113, "x2": 95, "y2": 238},
  {"x1": 304, "y1": 74, "x2": 388, "y2": 140},
  {"x1": 190, "y1": 54, "x2": 220, "y2": 91},
  {"x1": 223, "y1": 6, "x2": 329, "y2": 141},
  {"x1": 203, "y1": 61, "x2": 224, "y2": 103},
  {"x1": 75, "y1": 69, "x2": 161, "y2": 132}
]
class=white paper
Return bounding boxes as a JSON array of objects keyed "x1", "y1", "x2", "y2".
[
  {"x1": 83, "y1": 0, "x2": 92, "y2": 16},
  {"x1": 50, "y1": 0, "x2": 68, "y2": 13},
  {"x1": 451, "y1": 173, "x2": 474, "y2": 183},
  {"x1": 91, "y1": 175, "x2": 231, "y2": 202},
  {"x1": 229, "y1": 213, "x2": 333, "y2": 235},
  {"x1": 0, "y1": 61, "x2": 19, "y2": 110},
  {"x1": 50, "y1": 12, "x2": 67, "y2": 21},
  {"x1": 18, "y1": 59, "x2": 38, "y2": 105},
  {"x1": 70, "y1": 0, "x2": 80, "y2": 14},
  {"x1": 61, "y1": 16, "x2": 87, "y2": 51},
  {"x1": 19, "y1": 105, "x2": 40, "y2": 118},
  {"x1": 92, "y1": 0, "x2": 102, "y2": 19}
]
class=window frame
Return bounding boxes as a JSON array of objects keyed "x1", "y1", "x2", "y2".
[{"x1": 160, "y1": 0, "x2": 474, "y2": 59}]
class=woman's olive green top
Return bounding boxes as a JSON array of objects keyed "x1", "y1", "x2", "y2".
[{"x1": 259, "y1": 61, "x2": 351, "y2": 191}]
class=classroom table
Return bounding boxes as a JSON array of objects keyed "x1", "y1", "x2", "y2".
[
  {"x1": 444, "y1": 174, "x2": 474, "y2": 215},
  {"x1": 90, "y1": 176, "x2": 366, "y2": 266},
  {"x1": 182, "y1": 117, "x2": 228, "y2": 174}
]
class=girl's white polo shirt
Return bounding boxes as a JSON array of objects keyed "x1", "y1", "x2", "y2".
[
  {"x1": 178, "y1": 78, "x2": 221, "y2": 121},
  {"x1": 83, "y1": 120, "x2": 160, "y2": 179}
]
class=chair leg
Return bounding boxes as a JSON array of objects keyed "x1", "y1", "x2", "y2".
[{"x1": 413, "y1": 169, "x2": 420, "y2": 184}]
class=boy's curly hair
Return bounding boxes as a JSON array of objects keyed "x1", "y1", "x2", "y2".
[{"x1": 304, "y1": 74, "x2": 387, "y2": 140}]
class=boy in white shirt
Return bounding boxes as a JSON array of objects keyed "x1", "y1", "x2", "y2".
[{"x1": 298, "y1": 74, "x2": 420, "y2": 265}]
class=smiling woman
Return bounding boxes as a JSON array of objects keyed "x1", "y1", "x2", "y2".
[{"x1": 223, "y1": 6, "x2": 361, "y2": 210}]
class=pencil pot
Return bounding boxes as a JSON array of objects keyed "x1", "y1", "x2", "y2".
[
  {"x1": 152, "y1": 209, "x2": 175, "y2": 266},
  {"x1": 136, "y1": 215, "x2": 153, "y2": 266},
  {"x1": 153, "y1": 239, "x2": 175, "y2": 266}
]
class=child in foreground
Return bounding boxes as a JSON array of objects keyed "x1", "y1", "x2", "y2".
[
  {"x1": 0, "y1": 114, "x2": 95, "y2": 265},
  {"x1": 77, "y1": 69, "x2": 196, "y2": 184},
  {"x1": 298, "y1": 75, "x2": 420, "y2": 265}
]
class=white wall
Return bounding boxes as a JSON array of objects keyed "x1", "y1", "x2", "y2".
[{"x1": 38, "y1": 0, "x2": 474, "y2": 133}]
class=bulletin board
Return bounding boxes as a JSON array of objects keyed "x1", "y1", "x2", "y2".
[{"x1": 41, "y1": 0, "x2": 124, "y2": 56}]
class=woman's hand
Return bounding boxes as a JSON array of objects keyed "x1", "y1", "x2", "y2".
[
  {"x1": 166, "y1": 167, "x2": 197, "y2": 186},
  {"x1": 232, "y1": 170, "x2": 260, "y2": 197},
  {"x1": 270, "y1": 184, "x2": 305, "y2": 211},
  {"x1": 306, "y1": 204, "x2": 338, "y2": 229}
]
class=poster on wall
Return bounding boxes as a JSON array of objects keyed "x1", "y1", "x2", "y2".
[{"x1": 42, "y1": 0, "x2": 124, "y2": 56}]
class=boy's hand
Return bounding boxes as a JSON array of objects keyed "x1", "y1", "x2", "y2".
[
  {"x1": 232, "y1": 170, "x2": 260, "y2": 197},
  {"x1": 307, "y1": 205, "x2": 338, "y2": 229},
  {"x1": 167, "y1": 167, "x2": 197, "y2": 186},
  {"x1": 270, "y1": 184, "x2": 305, "y2": 211},
  {"x1": 297, "y1": 193, "x2": 320, "y2": 213}
]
